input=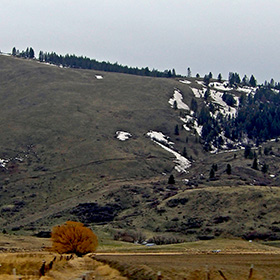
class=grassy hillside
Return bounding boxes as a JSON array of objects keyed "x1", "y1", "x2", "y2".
[{"x1": 0, "y1": 55, "x2": 279, "y2": 240}]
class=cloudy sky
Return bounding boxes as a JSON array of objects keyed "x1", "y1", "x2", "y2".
[{"x1": 1, "y1": 0, "x2": 280, "y2": 83}]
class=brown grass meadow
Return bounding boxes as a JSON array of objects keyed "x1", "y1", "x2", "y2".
[
  {"x1": 1, "y1": 233, "x2": 280, "y2": 279},
  {"x1": 96, "y1": 252, "x2": 280, "y2": 280}
]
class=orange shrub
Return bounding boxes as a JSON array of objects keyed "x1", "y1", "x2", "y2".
[{"x1": 51, "y1": 221, "x2": 98, "y2": 256}]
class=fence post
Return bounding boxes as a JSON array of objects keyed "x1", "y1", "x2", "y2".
[
  {"x1": 157, "y1": 271, "x2": 163, "y2": 280},
  {"x1": 248, "y1": 264, "x2": 254, "y2": 279},
  {"x1": 218, "y1": 270, "x2": 228, "y2": 280},
  {"x1": 205, "y1": 265, "x2": 210, "y2": 280},
  {"x1": 13, "y1": 268, "x2": 16, "y2": 280}
]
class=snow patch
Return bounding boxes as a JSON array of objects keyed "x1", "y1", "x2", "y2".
[
  {"x1": 191, "y1": 87, "x2": 205, "y2": 98},
  {"x1": 95, "y1": 75, "x2": 103, "y2": 80},
  {"x1": 147, "y1": 131, "x2": 174, "y2": 146},
  {"x1": 196, "y1": 80, "x2": 205, "y2": 86},
  {"x1": 116, "y1": 131, "x2": 132, "y2": 141},
  {"x1": 147, "y1": 131, "x2": 191, "y2": 172},
  {"x1": 209, "y1": 82, "x2": 232, "y2": 91},
  {"x1": 236, "y1": 86, "x2": 257, "y2": 95},
  {"x1": 0, "y1": 159, "x2": 8, "y2": 168},
  {"x1": 179, "y1": 80, "x2": 191, "y2": 84},
  {"x1": 0, "y1": 52, "x2": 11, "y2": 56},
  {"x1": 169, "y1": 89, "x2": 190, "y2": 110},
  {"x1": 193, "y1": 120, "x2": 203, "y2": 137},
  {"x1": 210, "y1": 90, "x2": 237, "y2": 117}
]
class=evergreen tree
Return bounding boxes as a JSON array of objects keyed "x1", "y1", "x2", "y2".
[
  {"x1": 252, "y1": 158, "x2": 258, "y2": 170},
  {"x1": 203, "y1": 74, "x2": 210, "y2": 85},
  {"x1": 242, "y1": 75, "x2": 249, "y2": 85},
  {"x1": 249, "y1": 75, "x2": 257, "y2": 87},
  {"x1": 187, "y1": 67, "x2": 191, "y2": 78},
  {"x1": 39, "y1": 51, "x2": 44, "y2": 62},
  {"x1": 217, "y1": 73, "x2": 222, "y2": 82},
  {"x1": 229, "y1": 72, "x2": 235, "y2": 86},
  {"x1": 261, "y1": 163, "x2": 268, "y2": 173},
  {"x1": 190, "y1": 98, "x2": 198, "y2": 112},
  {"x1": 29, "y1": 47, "x2": 35, "y2": 59},
  {"x1": 212, "y1": 163, "x2": 218, "y2": 171},
  {"x1": 244, "y1": 145, "x2": 252, "y2": 159},
  {"x1": 175, "y1": 125, "x2": 179, "y2": 135},
  {"x1": 204, "y1": 88, "x2": 210, "y2": 100},
  {"x1": 183, "y1": 147, "x2": 187, "y2": 157},
  {"x1": 25, "y1": 47, "x2": 29, "y2": 58},
  {"x1": 209, "y1": 168, "x2": 215, "y2": 179},
  {"x1": 168, "y1": 174, "x2": 175, "y2": 184},
  {"x1": 226, "y1": 164, "x2": 232, "y2": 175},
  {"x1": 12, "y1": 47, "x2": 16, "y2": 56}
]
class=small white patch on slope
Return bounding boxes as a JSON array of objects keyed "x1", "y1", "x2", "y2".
[
  {"x1": 116, "y1": 131, "x2": 132, "y2": 141},
  {"x1": 95, "y1": 75, "x2": 103, "y2": 79},
  {"x1": 179, "y1": 80, "x2": 191, "y2": 84},
  {"x1": 209, "y1": 82, "x2": 232, "y2": 91},
  {"x1": 168, "y1": 89, "x2": 190, "y2": 110},
  {"x1": 0, "y1": 159, "x2": 8, "y2": 168}
]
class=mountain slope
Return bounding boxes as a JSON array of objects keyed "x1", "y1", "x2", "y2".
[{"x1": 0, "y1": 55, "x2": 279, "y2": 241}]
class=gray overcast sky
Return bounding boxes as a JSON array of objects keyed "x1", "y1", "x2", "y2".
[{"x1": 1, "y1": 0, "x2": 280, "y2": 83}]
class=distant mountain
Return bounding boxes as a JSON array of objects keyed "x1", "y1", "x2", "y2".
[{"x1": 0, "y1": 54, "x2": 279, "y2": 241}]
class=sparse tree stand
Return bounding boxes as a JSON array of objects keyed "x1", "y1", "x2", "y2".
[{"x1": 51, "y1": 221, "x2": 98, "y2": 257}]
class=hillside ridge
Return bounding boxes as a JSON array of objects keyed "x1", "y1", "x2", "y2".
[{"x1": 0, "y1": 54, "x2": 279, "y2": 241}]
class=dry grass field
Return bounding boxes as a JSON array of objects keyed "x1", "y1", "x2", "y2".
[
  {"x1": 1, "y1": 234, "x2": 280, "y2": 279},
  {"x1": 96, "y1": 253, "x2": 280, "y2": 280}
]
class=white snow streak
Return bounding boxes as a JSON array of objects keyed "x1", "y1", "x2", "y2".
[
  {"x1": 147, "y1": 131, "x2": 190, "y2": 173},
  {"x1": 179, "y1": 80, "x2": 191, "y2": 84},
  {"x1": 191, "y1": 87, "x2": 204, "y2": 98},
  {"x1": 169, "y1": 89, "x2": 190, "y2": 110}
]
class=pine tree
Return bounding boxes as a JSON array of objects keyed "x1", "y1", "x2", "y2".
[
  {"x1": 175, "y1": 125, "x2": 179, "y2": 135},
  {"x1": 190, "y1": 98, "x2": 198, "y2": 112},
  {"x1": 39, "y1": 51, "x2": 44, "y2": 62},
  {"x1": 217, "y1": 73, "x2": 222, "y2": 82},
  {"x1": 12, "y1": 47, "x2": 16, "y2": 56},
  {"x1": 252, "y1": 158, "x2": 258, "y2": 170},
  {"x1": 187, "y1": 67, "x2": 191, "y2": 78},
  {"x1": 168, "y1": 174, "x2": 175, "y2": 184},
  {"x1": 183, "y1": 147, "x2": 187, "y2": 157},
  {"x1": 226, "y1": 164, "x2": 232, "y2": 175},
  {"x1": 261, "y1": 163, "x2": 268, "y2": 173},
  {"x1": 209, "y1": 168, "x2": 215, "y2": 179},
  {"x1": 249, "y1": 75, "x2": 257, "y2": 87},
  {"x1": 29, "y1": 47, "x2": 35, "y2": 59},
  {"x1": 242, "y1": 75, "x2": 249, "y2": 85}
]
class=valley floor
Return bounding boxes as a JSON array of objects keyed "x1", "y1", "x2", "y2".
[{"x1": 1, "y1": 234, "x2": 280, "y2": 279}]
